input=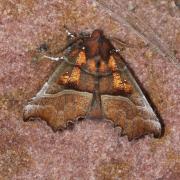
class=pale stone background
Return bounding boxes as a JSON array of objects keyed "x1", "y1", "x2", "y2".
[{"x1": 0, "y1": 0, "x2": 179, "y2": 179}]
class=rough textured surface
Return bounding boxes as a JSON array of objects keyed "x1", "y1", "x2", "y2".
[{"x1": 0, "y1": 0, "x2": 179, "y2": 179}]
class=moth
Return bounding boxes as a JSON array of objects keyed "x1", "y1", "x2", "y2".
[{"x1": 23, "y1": 29, "x2": 162, "y2": 140}]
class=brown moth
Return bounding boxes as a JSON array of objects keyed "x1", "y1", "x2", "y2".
[{"x1": 23, "y1": 29, "x2": 162, "y2": 140}]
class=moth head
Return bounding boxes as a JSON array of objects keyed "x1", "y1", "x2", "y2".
[{"x1": 91, "y1": 29, "x2": 104, "y2": 39}]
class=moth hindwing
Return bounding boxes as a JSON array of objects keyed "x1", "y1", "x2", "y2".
[{"x1": 23, "y1": 29, "x2": 161, "y2": 140}]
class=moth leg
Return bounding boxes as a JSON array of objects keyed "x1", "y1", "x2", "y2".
[
  {"x1": 42, "y1": 55, "x2": 62, "y2": 62},
  {"x1": 36, "y1": 26, "x2": 78, "y2": 59},
  {"x1": 108, "y1": 55, "x2": 132, "y2": 93}
]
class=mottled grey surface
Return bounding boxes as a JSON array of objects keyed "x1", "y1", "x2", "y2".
[{"x1": 0, "y1": 0, "x2": 179, "y2": 179}]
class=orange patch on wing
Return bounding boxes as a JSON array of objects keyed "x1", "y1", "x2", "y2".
[
  {"x1": 108, "y1": 55, "x2": 132, "y2": 94},
  {"x1": 58, "y1": 72, "x2": 70, "y2": 85},
  {"x1": 58, "y1": 51, "x2": 86, "y2": 86},
  {"x1": 68, "y1": 67, "x2": 81, "y2": 86},
  {"x1": 68, "y1": 51, "x2": 86, "y2": 86},
  {"x1": 123, "y1": 82, "x2": 133, "y2": 93},
  {"x1": 76, "y1": 51, "x2": 86, "y2": 66},
  {"x1": 113, "y1": 72, "x2": 132, "y2": 93},
  {"x1": 108, "y1": 55, "x2": 118, "y2": 72},
  {"x1": 113, "y1": 72, "x2": 123, "y2": 90}
]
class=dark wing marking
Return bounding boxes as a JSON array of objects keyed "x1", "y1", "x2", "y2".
[{"x1": 101, "y1": 53, "x2": 161, "y2": 140}]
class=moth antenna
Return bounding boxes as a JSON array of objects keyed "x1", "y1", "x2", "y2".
[
  {"x1": 110, "y1": 37, "x2": 135, "y2": 48},
  {"x1": 60, "y1": 26, "x2": 91, "y2": 53},
  {"x1": 42, "y1": 55, "x2": 62, "y2": 62},
  {"x1": 63, "y1": 25, "x2": 77, "y2": 39}
]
